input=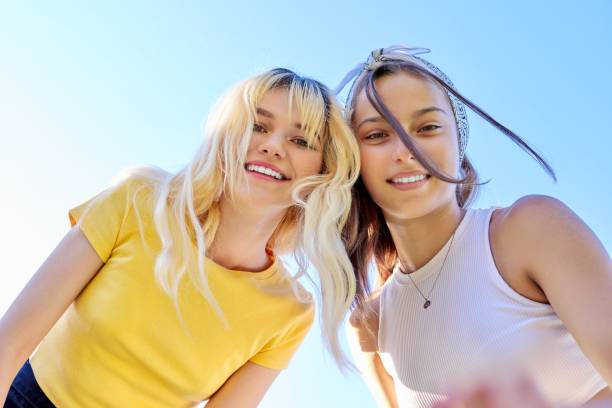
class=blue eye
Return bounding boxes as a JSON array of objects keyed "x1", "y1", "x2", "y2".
[
  {"x1": 253, "y1": 123, "x2": 267, "y2": 133},
  {"x1": 292, "y1": 137, "x2": 317, "y2": 150}
]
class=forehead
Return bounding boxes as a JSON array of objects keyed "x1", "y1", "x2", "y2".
[
  {"x1": 353, "y1": 71, "x2": 452, "y2": 122},
  {"x1": 257, "y1": 85, "x2": 328, "y2": 140},
  {"x1": 257, "y1": 87, "x2": 296, "y2": 115}
]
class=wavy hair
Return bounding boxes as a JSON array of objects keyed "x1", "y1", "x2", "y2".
[{"x1": 129, "y1": 68, "x2": 359, "y2": 370}]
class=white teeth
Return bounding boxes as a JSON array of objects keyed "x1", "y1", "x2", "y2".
[
  {"x1": 391, "y1": 174, "x2": 427, "y2": 184},
  {"x1": 246, "y1": 164, "x2": 284, "y2": 180}
]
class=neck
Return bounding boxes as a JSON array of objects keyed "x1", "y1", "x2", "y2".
[
  {"x1": 386, "y1": 202, "x2": 465, "y2": 273},
  {"x1": 208, "y1": 196, "x2": 287, "y2": 272}
]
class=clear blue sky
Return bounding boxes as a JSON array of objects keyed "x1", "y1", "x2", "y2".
[{"x1": 1, "y1": 2, "x2": 610, "y2": 407}]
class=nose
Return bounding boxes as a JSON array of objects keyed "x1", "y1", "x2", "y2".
[
  {"x1": 391, "y1": 135, "x2": 415, "y2": 162},
  {"x1": 257, "y1": 131, "x2": 287, "y2": 159}
]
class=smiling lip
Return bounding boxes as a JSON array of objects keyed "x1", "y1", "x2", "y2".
[
  {"x1": 387, "y1": 171, "x2": 430, "y2": 191},
  {"x1": 245, "y1": 161, "x2": 290, "y2": 182}
]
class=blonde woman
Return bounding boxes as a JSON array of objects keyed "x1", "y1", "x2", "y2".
[{"x1": 0, "y1": 68, "x2": 359, "y2": 407}]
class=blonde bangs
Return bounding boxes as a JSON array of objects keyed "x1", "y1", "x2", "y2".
[
  {"x1": 141, "y1": 67, "x2": 361, "y2": 371},
  {"x1": 287, "y1": 80, "x2": 328, "y2": 149},
  {"x1": 213, "y1": 71, "x2": 331, "y2": 204}
]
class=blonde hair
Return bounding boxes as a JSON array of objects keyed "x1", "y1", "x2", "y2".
[{"x1": 130, "y1": 68, "x2": 359, "y2": 370}]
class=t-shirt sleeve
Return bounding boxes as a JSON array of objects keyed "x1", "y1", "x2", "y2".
[
  {"x1": 249, "y1": 303, "x2": 315, "y2": 371},
  {"x1": 68, "y1": 178, "x2": 135, "y2": 263}
]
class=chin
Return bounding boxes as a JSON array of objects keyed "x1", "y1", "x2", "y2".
[
  {"x1": 234, "y1": 188, "x2": 282, "y2": 209},
  {"x1": 383, "y1": 195, "x2": 452, "y2": 221},
  {"x1": 386, "y1": 205, "x2": 431, "y2": 221}
]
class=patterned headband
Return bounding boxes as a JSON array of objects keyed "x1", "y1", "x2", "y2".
[{"x1": 336, "y1": 45, "x2": 470, "y2": 163}]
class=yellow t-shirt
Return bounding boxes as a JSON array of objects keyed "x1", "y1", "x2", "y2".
[{"x1": 30, "y1": 177, "x2": 314, "y2": 407}]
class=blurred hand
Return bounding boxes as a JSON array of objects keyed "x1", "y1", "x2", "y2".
[{"x1": 433, "y1": 374, "x2": 553, "y2": 408}]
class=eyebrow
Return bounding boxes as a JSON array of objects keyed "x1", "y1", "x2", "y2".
[
  {"x1": 355, "y1": 106, "x2": 449, "y2": 130},
  {"x1": 412, "y1": 107, "x2": 449, "y2": 119},
  {"x1": 256, "y1": 108, "x2": 303, "y2": 130}
]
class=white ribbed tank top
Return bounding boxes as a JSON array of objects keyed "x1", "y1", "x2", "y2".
[{"x1": 378, "y1": 208, "x2": 606, "y2": 407}]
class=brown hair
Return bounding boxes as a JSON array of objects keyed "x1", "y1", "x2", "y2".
[{"x1": 341, "y1": 58, "x2": 555, "y2": 313}]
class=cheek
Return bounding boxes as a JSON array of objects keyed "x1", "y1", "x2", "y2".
[
  {"x1": 359, "y1": 143, "x2": 385, "y2": 170},
  {"x1": 359, "y1": 158, "x2": 375, "y2": 181},
  {"x1": 246, "y1": 133, "x2": 263, "y2": 154},
  {"x1": 424, "y1": 135, "x2": 460, "y2": 174},
  {"x1": 442, "y1": 140, "x2": 461, "y2": 174},
  {"x1": 358, "y1": 149, "x2": 384, "y2": 191},
  {"x1": 295, "y1": 151, "x2": 324, "y2": 177}
]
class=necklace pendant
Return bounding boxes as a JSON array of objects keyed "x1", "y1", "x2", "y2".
[{"x1": 423, "y1": 300, "x2": 431, "y2": 309}]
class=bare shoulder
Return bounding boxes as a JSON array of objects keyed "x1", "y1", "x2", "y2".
[
  {"x1": 493, "y1": 195, "x2": 578, "y2": 233},
  {"x1": 490, "y1": 195, "x2": 586, "y2": 302},
  {"x1": 491, "y1": 194, "x2": 591, "y2": 254},
  {"x1": 491, "y1": 195, "x2": 608, "y2": 300}
]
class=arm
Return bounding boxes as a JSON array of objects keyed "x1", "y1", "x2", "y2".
[
  {"x1": 204, "y1": 361, "x2": 280, "y2": 408},
  {"x1": 346, "y1": 292, "x2": 399, "y2": 408},
  {"x1": 0, "y1": 227, "x2": 103, "y2": 404},
  {"x1": 414, "y1": 196, "x2": 612, "y2": 408},
  {"x1": 499, "y1": 196, "x2": 612, "y2": 387}
]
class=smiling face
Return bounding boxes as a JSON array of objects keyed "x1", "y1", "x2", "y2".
[
  {"x1": 240, "y1": 86, "x2": 324, "y2": 210},
  {"x1": 352, "y1": 71, "x2": 461, "y2": 221}
]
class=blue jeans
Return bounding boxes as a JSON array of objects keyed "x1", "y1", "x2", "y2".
[{"x1": 4, "y1": 360, "x2": 55, "y2": 408}]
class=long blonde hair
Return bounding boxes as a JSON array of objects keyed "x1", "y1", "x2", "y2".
[{"x1": 132, "y1": 68, "x2": 359, "y2": 370}]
